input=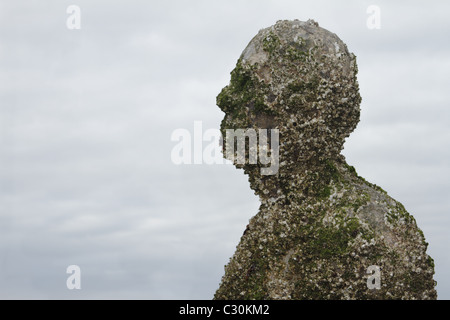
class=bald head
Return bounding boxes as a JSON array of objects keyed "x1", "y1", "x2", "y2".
[{"x1": 217, "y1": 20, "x2": 361, "y2": 194}]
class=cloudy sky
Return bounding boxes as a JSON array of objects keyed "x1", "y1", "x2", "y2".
[{"x1": 0, "y1": 0, "x2": 449, "y2": 299}]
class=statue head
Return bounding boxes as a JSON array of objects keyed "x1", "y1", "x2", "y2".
[{"x1": 217, "y1": 20, "x2": 361, "y2": 199}]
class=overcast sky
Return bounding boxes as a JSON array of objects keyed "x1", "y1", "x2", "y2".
[{"x1": 0, "y1": 0, "x2": 449, "y2": 299}]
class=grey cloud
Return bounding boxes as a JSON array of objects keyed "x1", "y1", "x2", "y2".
[{"x1": 0, "y1": 0, "x2": 449, "y2": 299}]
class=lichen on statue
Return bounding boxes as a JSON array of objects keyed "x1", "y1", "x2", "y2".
[
  {"x1": 214, "y1": 19, "x2": 437, "y2": 300},
  {"x1": 217, "y1": 19, "x2": 361, "y2": 201}
]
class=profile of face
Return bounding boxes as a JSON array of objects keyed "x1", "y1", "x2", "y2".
[{"x1": 217, "y1": 20, "x2": 361, "y2": 191}]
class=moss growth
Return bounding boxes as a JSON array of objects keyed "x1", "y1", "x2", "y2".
[
  {"x1": 244, "y1": 256, "x2": 269, "y2": 299},
  {"x1": 385, "y1": 201, "x2": 415, "y2": 225},
  {"x1": 310, "y1": 223, "x2": 354, "y2": 258},
  {"x1": 325, "y1": 159, "x2": 340, "y2": 182},
  {"x1": 371, "y1": 183, "x2": 387, "y2": 194},
  {"x1": 344, "y1": 163, "x2": 357, "y2": 176},
  {"x1": 427, "y1": 256, "x2": 435, "y2": 269},
  {"x1": 217, "y1": 59, "x2": 273, "y2": 122},
  {"x1": 351, "y1": 192, "x2": 370, "y2": 212},
  {"x1": 318, "y1": 185, "x2": 332, "y2": 199},
  {"x1": 262, "y1": 32, "x2": 281, "y2": 55},
  {"x1": 350, "y1": 168, "x2": 387, "y2": 195},
  {"x1": 286, "y1": 45, "x2": 308, "y2": 61},
  {"x1": 309, "y1": 159, "x2": 341, "y2": 199},
  {"x1": 293, "y1": 213, "x2": 363, "y2": 261}
]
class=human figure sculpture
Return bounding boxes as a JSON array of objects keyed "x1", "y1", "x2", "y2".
[{"x1": 214, "y1": 19, "x2": 436, "y2": 300}]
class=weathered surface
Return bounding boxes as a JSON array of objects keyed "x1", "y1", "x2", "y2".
[{"x1": 214, "y1": 19, "x2": 437, "y2": 300}]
